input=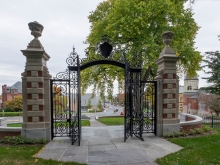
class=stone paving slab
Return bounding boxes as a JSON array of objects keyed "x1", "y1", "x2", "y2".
[{"x1": 35, "y1": 126, "x2": 182, "y2": 165}]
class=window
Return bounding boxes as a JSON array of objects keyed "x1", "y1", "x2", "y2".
[
  {"x1": 194, "y1": 99, "x2": 197, "y2": 103},
  {"x1": 180, "y1": 97, "x2": 182, "y2": 101},
  {"x1": 199, "y1": 102, "x2": 205, "y2": 110},
  {"x1": 187, "y1": 86, "x2": 192, "y2": 90}
]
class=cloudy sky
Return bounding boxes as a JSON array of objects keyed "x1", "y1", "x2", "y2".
[{"x1": 0, "y1": 0, "x2": 220, "y2": 94}]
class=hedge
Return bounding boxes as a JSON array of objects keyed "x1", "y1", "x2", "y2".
[{"x1": 0, "y1": 112, "x2": 22, "y2": 117}]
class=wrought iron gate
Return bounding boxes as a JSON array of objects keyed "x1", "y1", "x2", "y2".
[
  {"x1": 50, "y1": 36, "x2": 157, "y2": 145},
  {"x1": 141, "y1": 81, "x2": 157, "y2": 134},
  {"x1": 50, "y1": 51, "x2": 81, "y2": 145}
]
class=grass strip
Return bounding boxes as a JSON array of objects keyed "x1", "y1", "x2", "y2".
[
  {"x1": 7, "y1": 120, "x2": 90, "y2": 127},
  {"x1": 98, "y1": 117, "x2": 124, "y2": 126},
  {"x1": 156, "y1": 128, "x2": 220, "y2": 165},
  {"x1": 0, "y1": 145, "x2": 85, "y2": 165}
]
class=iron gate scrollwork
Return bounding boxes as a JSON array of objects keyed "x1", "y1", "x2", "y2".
[
  {"x1": 124, "y1": 57, "x2": 131, "y2": 141},
  {"x1": 50, "y1": 35, "x2": 157, "y2": 145},
  {"x1": 141, "y1": 81, "x2": 157, "y2": 134},
  {"x1": 50, "y1": 48, "x2": 81, "y2": 145}
]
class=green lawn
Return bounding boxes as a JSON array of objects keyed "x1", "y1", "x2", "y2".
[
  {"x1": 7, "y1": 120, "x2": 90, "y2": 127},
  {"x1": 0, "y1": 145, "x2": 85, "y2": 165},
  {"x1": 98, "y1": 117, "x2": 124, "y2": 125},
  {"x1": 156, "y1": 128, "x2": 220, "y2": 165}
]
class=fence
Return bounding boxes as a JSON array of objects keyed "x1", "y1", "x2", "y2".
[{"x1": 202, "y1": 115, "x2": 220, "y2": 128}]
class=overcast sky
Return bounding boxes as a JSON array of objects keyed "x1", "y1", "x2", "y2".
[{"x1": 0, "y1": 0, "x2": 220, "y2": 94}]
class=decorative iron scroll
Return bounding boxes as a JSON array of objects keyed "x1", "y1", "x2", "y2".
[
  {"x1": 51, "y1": 54, "x2": 81, "y2": 145},
  {"x1": 141, "y1": 81, "x2": 157, "y2": 134},
  {"x1": 50, "y1": 80, "x2": 70, "y2": 139},
  {"x1": 66, "y1": 46, "x2": 79, "y2": 66},
  {"x1": 124, "y1": 60, "x2": 131, "y2": 142}
]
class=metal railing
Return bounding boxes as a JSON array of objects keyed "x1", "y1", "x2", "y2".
[{"x1": 202, "y1": 115, "x2": 220, "y2": 128}]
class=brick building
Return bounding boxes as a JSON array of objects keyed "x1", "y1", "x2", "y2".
[
  {"x1": 182, "y1": 75, "x2": 211, "y2": 115},
  {"x1": 1, "y1": 81, "x2": 22, "y2": 108}
]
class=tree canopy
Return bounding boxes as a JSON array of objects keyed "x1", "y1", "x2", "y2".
[
  {"x1": 201, "y1": 51, "x2": 220, "y2": 95},
  {"x1": 82, "y1": 0, "x2": 202, "y2": 99},
  {"x1": 4, "y1": 96, "x2": 22, "y2": 112}
]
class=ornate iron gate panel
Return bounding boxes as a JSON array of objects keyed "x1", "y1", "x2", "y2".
[
  {"x1": 141, "y1": 81, "x2": 157, "y2": 134},
  {"x1": 51, "y1": 52, "x2": 81, "y2": 145},
  {"x1": 124, "y1": 60, "x2": 131, "y2": 141},
  {"x1": 130, "y1": 70, "x2": 144, "y2": 141},
  {"x1": 69, "y1": 55, "x2": 81, "y2": 145},
  {"x1": 50, "y1": 79, "x2": 71, "y2": 139}
]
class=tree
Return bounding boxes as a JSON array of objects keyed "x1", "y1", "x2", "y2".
[
  {"x1": 97, "y1": 99, "x2": 102, "y2": 110},
  {"x1": 87, "y1": 99, "x2": 92, "y2": 109},
  {"x1": 82, "y1": 0, "x2": 202, "y2": 99},
  {"x1": 4, "y1": 96, "x2": 22, "y2": 112},
  {"x1": 201, "y1": 51, "x2": 220, "y2": 95},
  {"x1": 199, "y1": 93, "x2": 220, "y2": 116},
  {"x1": 52, "y1": 86, "x2": 68, "y2": 113}
]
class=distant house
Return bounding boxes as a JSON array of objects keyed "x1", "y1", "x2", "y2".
[
  {"x1": 1, "y1": 81, "x2": 22, "y2": 108},
  {"x1": 181, "y1": 75, "x2": 212, "y2": 115},
  {"x1": 69, "y1": 93, "x2": 101, "y2": 112},
  {"x1": 81, "y1": 93, "x2": 101, "y2": 111}
]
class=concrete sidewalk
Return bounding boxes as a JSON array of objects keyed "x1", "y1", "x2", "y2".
[{"x1": 35, "y1": 125, "x2": 182, "y2": 165}]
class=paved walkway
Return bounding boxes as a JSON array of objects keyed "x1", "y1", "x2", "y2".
[{"x1": 35, "y1": 118, "x2": 182, "y2": 165}]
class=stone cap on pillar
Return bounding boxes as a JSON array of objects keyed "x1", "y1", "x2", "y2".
[
  {"x1": 21, "y1": 21, "x2": 50, "y2": 60},
  {"x1": 25, "y1": 21, "x2": 45, "y2": 51},
  {"x1": 156, "y1": 31, "x2": 179, "y2": 64}
]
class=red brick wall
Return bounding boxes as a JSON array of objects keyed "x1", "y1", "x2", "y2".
[
  {"x1": 181, "y1": 123, "x2": 202, "y2": 132},
  {"x1": 0, "y1": 131, "x2": 21, "y2": 138},
  {"x1": 186, "y1": 115, "x2": 195, "y2": 121}
]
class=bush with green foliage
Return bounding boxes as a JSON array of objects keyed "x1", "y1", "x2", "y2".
[
  {"x1": 4, "y1": 107, "x2": 13, "y2": 112},
  {"x1": 0, "y1": 112, "x2": 22, "y2": 117},
  {"x1": 0, "y1": 136, "x2": 47, "y2": 145},
  {"x1": 163, "y1": 126, "x2": 213, "y2": 138}
]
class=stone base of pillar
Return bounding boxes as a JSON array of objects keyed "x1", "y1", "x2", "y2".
[
  {"x1": 162, "y1": 124, "x2": 180, "y2": 136},
  {"x1": 21, "y1": 128, "x2": 51, "y2": 141}
]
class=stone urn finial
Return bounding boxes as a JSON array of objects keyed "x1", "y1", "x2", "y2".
[
  {"x1": 161, "y1": 31, "x2": 174, "y2": 45},
  {"x1": 28, "y1": 21, "x2": 44, "y2": 39}
]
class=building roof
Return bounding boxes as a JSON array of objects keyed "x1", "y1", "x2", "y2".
[
  {"x1": 11, "y1": 81, "x2": 22, "y2": 93},
  {"x1": 70, "y1": 93, "x2": 100, "y2": 106},
  {"x1": 184, "y1": 75, "x2": 199, "y2": 80},
  {"x1": 6, "y1": 81, "x2": 22, "y2": 93},
  {"x1": 81, "y1": 93, "x2": 100, "y2": 106}
]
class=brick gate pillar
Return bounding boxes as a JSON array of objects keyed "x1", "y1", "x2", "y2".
[
  {"x1": 155, "y1": 31, "x2": 180, "y2": 136},
  {"x1": 21, "y1": 21, "x2": 51, "y2": 141}
]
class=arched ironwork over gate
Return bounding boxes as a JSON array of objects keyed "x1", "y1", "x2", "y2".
[{"x1": 50, "y1": 36, "x2": 157, "y2": 145}]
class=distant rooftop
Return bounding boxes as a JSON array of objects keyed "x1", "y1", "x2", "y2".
[
  {"x1": 184, "y1": 75, "x2": 198, "y2": 80},
  {"x1": 6, "y1": 81, "x2": 22, "y2": 93}
]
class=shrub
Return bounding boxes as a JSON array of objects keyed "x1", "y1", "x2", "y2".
[
  {"x1": 163, "y1": 133, "x2": 173, "y2": 138},
  {"x1": 202, "y1": 125, "x2": 212, "y2": 132},
  {"x1": 180, "y1": 131, "x2": 187, "y2": 137},
  {"x1": 0, "y1": 112, "x2": 22, "y2": 117},
  {"x1": 4, "y1": 107, "x2": 13, "y2": 112},
  {"x1": 195, "y1": 128, "x2": 204, "y2": 134},
  {"x1": 189, "y1": 129, "x2": 197, "y2": 135},
  {"x1": 173, "y1": 132, "x2": 181, "y2": 137},
  {"x1": 0, "y1": 136, "x2": 47, "y2": 145}
]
